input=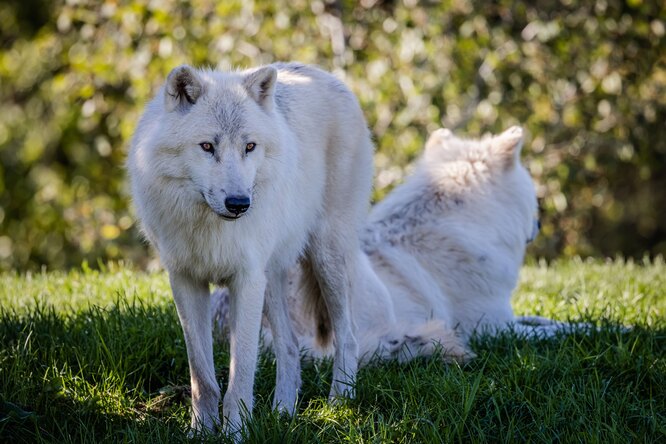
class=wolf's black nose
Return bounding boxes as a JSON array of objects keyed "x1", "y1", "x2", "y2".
[{"x1": 225, "y1": 196, "x2": 250, "y2": 215}]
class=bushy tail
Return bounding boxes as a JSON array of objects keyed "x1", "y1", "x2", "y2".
[
  {"x1": 511, "y1": 315, "x2": 602, "y2": 337},
  {"x1": 298, "y1": 257, "x2": 333, "y2": 348}
]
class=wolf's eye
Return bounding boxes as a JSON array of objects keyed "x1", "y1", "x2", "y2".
[
  {"x1": 199, "y1": 142, "x2": 214, "y2": 153},
  {"x1": 245, "y1": 142, "x2": 256, "y2": 153}
]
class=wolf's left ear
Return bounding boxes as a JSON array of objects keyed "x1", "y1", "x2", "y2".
[
  {"x1": 491, "y1": 126, "x2": 524, "y2": 170},
  {"x1": 243, "y1": 66, "x2": 277, "y2": 111},
  {"x1": 424, "y1": 127, "x2": 452, "y2": 157},
  {"x1": 425, "y1": 128, "x2": 453, "y2": 152}
]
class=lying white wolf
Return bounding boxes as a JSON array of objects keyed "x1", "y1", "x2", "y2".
[
  {"x1": 349, "y1": 126, "x2": 557, "y2": 360},
  {"x1": 214, "y1": 126, "x2": 572, "y2": 363},
  {"x1": 127, "y1": 63, "x2": 375, "y2": 433}
]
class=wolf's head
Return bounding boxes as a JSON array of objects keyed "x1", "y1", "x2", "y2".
[
  {"x1": 152, "y1": 64, "x2": 282, "y2": 220},
  {"x1": 423, "y1": 126, "x2": 540, "y2": 247}
]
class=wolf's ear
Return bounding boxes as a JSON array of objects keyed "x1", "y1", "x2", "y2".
[
  {"x1": 425, "y1": 128, "x2": 453, "y2": 152},
  {"x1": 424, "y1": 127, "x2": 456, "y2": 162},
  {"x1": 243, "y1": 66, "x2": 277, "y2": 110},
  {"x1": 491, "y1": 126, "x2": 524, "y2": 170},
  {"x1": 165, "y1": 65, "x2": 203, "y2": 112}
]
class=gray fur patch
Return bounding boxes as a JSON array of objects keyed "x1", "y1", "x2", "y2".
[
  {"x1": 214, "y1": 96, "x2": 245, "y2": 142},
  {"x1": 274, "y1": 87, "x2": 292, "y2": 119},
  {"x1": 362, "y1": 187, "x2": 462, "y2": 251}
]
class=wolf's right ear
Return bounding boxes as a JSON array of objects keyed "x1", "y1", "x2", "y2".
[
  {"x1": 425, "y1": 128, "x2": 453, "y2": 152},
  {"x1": 491, "y1": 126, "x2": 524, "y2": 170},
  {"x1": 243, "y1": 66, "x2": 277, "y2": 111},
  {"x1": 165, "y1": 65, "x2": 203, "y2": 112}
]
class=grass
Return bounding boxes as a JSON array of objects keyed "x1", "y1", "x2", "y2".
[{"x1": 1, "y1": 258, "x2": 665, "y2": 443}]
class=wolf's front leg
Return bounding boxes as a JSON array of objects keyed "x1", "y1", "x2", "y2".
[
  {"x1": 265, "y1": 268, "x2": 301, "y2": 414},
  {"x1": 169, "y1": 272, "x2": 220, "y2": 433},
  {"x1": 223, "y1": 270, "x2": 267, "y2": 435}
]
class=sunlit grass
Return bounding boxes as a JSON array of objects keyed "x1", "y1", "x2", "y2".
[
  {"x1": 517, "y1": 256, "x2": 666, "y2": 325},
  {"x1": 1, "y1": 259, "x2": 664, "y2": 442}
]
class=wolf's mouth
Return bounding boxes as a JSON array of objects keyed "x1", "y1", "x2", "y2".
[
  {"x1": 206, "y1": 205, "x2": 244, "y2": 220},
  {"x1": 218, "y1": 213, "x2": 242, "y2": 221}
]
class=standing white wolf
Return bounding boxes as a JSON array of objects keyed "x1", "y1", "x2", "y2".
[{"x1": 127, "y1": 62, "x2": 374, "y2": 433}]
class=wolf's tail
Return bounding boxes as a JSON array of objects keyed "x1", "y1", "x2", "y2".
[
  {"x1": 299, "y1": 257, "x2": 333, "y2": 348},
  {"x1": 512, "y1": 315, "x2": 604, "y2": 337}
]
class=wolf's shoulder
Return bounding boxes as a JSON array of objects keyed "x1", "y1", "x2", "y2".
[
  {"x1": 272, "y1": 63, "x2": 354, "y2": 98},
  {"x1": 262, "y1": 62, "x2": 361, "y2": 127},
  {"x1": 272, "y1": 62, "x2": 314, "y2": 75},
  {"x1": 272, "y1": 62, "x2": 328, "y2": 80}
]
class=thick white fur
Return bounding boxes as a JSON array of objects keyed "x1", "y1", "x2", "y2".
[
  {"x1": 127, "y1": 63, "x2": 374, "y2": 434},
  {"x1": 354, "y1": 126, "x2": 575, "y2": 355},
  {"x1": 214, "y1": 126, "x2": 574, "y2": 365},
  {"x1": 359, "y1": 126, "x2": 546, "y2": 346}
]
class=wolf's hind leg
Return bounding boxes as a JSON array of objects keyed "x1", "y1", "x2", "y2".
[
  {"x1": 307, "y1": 236, "x2": 359, "y2": 400},
  {"x1": 265, "y1": 268, "x2": 301, "y2": 414}
]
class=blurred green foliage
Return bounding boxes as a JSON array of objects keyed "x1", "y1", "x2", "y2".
[{"x1": 0, "y1": 0, "x2": 664, "y2": 271}]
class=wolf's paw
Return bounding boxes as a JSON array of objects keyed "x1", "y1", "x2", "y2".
[{"x1": 272, "y1": 383, "x2": 299, "y2": 417}]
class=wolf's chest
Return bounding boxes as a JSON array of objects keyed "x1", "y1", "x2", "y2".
[
  {"x1": 148, "y1": 210, "x2": 257, "y2": 282},
  {"x1": 153, "y1": 200, "x2": 312, "y2": 284}
]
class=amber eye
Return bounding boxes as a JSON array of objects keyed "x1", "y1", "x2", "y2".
[
  {"x1": 199, "y1": 142, "x2": 214, "y2": 153},
  {"x1": 245, "y1": 142, "x2": 256, "y2": 153}
]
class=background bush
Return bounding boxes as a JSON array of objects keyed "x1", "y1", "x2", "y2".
[{"x1": 0, "y1": 0, "x2": 664, "y2": 271}]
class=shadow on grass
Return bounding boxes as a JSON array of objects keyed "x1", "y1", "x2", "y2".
[
  {"x1": 0, "y1": 299, "x2": 194, "y2": 443},
  {"x1": 1, "y1": 300, "x2": 665, "y2": 443}
]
